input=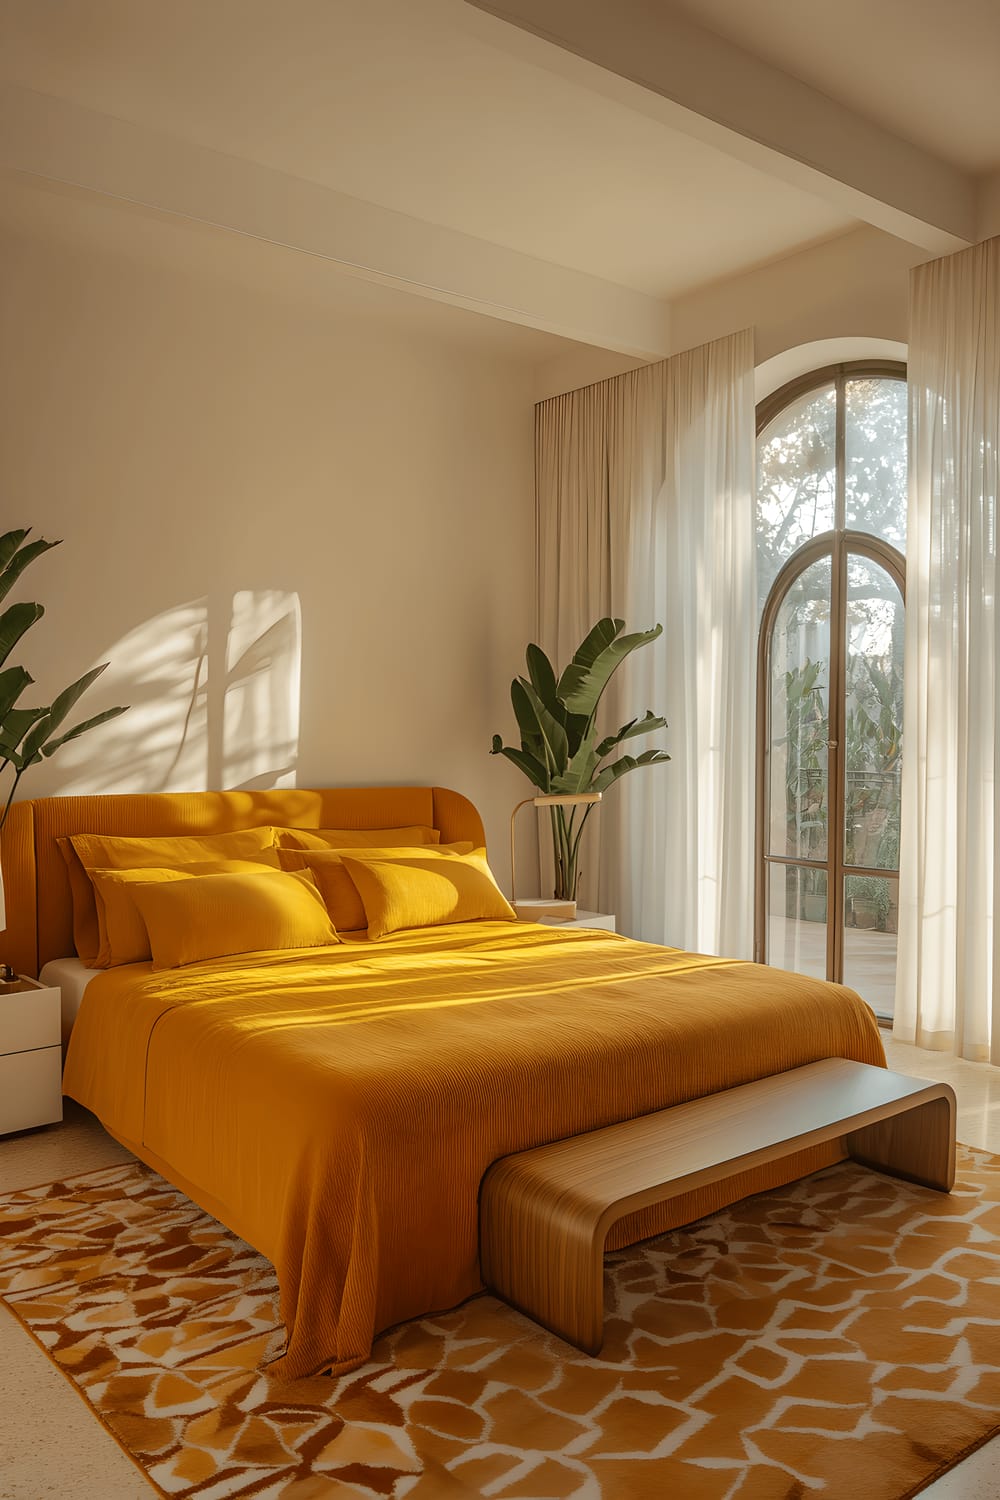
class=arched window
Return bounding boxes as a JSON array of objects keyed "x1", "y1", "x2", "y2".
[{"x1": 755, "y1": 362, "x2": 906, "y2": 1020}]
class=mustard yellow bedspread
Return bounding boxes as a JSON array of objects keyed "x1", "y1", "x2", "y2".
[{"x1": 62, "y1": 923, "x2": 885, "y2": 1380}]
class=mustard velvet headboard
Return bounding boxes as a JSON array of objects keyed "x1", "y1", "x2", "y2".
[{"x1": 0, "y1": 786, "x2": 486, "y2": 978}]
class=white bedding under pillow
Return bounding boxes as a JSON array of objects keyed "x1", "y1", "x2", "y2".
[{"x1": 39, "y1": 956, "x2": 100, "y2": 1049}]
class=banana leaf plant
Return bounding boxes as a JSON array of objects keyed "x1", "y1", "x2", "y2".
[
  {"x1": 491, "y1": 618, "x2": 669, "y2": 902},
  {"x1": 0, "y1": 529, "x2": 129, "y2": 832}
]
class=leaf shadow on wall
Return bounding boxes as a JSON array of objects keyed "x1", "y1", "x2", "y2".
[{"x1": 48, "y1": 591, "x2": 302, "y2": 793}]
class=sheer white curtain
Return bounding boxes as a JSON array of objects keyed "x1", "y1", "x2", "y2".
[
  {"x1": 895, "y1": 238, "x2": 1000, "y2": 1061},
  {"x1": 537, "y1": 329, "x2": 756, "y2": 956}
]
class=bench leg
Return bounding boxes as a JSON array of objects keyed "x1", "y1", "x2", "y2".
[
  {"x1": 481, "y1": 1175, "x2": 608, "y2": 1355},
  {"x1": 846, "y1": 1090, "x2": 956, "y2": 1192}
]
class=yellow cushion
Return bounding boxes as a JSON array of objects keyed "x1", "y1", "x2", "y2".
[
  {"x1": 276, "y1": 825, "x2": 441, "y2": 852},
  {"x1": 90, "y1": 853, "x2": 283, "y2": 968},
  {"x1": 130, "y1": 868, "x2": 339, "y2": 970},
  {"x1": 277, "y1": 843, "x2": 474, "y2": 932},
  {"x1": 58, "y1": 826, "x2": 278, "y2": 963},
  {"x1": 340, "y1": 848, "x2": 516, "y2": 940}
]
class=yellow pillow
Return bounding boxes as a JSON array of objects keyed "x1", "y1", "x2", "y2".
[
  {"x1": 90, "y1": 853, "x2": 282, "y2": 968},
  {"x1": 340, "y1": 848, "x2": 515, "y2": 940},
  {"x1": 277, "y1": 843, "x2": 474, "y2": 932},
  {"x1": 59, "y1": 825, "x2": 278, "y2": 963},
  {"x1": 276, "y1": 825, "x2": 441, "y2": 852},
  {"x1": 129, "y1": 868, "x2": 339, "y2": 970}
]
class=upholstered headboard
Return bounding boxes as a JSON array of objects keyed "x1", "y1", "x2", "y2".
[{"x1": 0, "y1": 786, "x2": 485, "y2": 978}]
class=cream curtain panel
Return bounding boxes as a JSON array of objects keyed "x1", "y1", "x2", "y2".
[
  {"x1": 895, "y1": 238, "x2": 1000, "y2": 1061},
  {"x1": 536, "y1": 329, "x2": 756, "y2": 956}
]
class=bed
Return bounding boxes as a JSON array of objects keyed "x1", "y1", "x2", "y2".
[{"x1": 0, "y1": 786, "x2": 886, "y2": 1381}]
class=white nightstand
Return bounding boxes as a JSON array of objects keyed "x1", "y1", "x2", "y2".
[
  {"x1": 537, "y1": 911, "x2": 616, "y2": 932},
  {"x1": 0, "y1": 979, "x2": 63, "y2": 1135}
]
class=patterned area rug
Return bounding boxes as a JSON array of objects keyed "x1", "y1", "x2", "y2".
[{"x1": 2, "y1": 1150, "x2": 999, "y2": 1500}]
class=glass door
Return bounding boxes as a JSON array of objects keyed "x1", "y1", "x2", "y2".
[
  {"x1": 841, "y1": 553, "x2": 904, "y2": 1016},
  {"x1": 764, "y1": 552, "x2": 831, "y2": 981},
  {"x1": 755, "y1": 364, "x2": 906, "y2": 1020},
  {"x1": 758, "y1": 535, "x2": 904, "y2": 1018}
]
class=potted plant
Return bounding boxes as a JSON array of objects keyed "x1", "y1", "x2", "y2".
[
  {"x1": 0, "y1": 529, "x2": 129, "y2": 833},
  {"x1": 491, "y1": 618, "x2": 669, "y2": 913}
]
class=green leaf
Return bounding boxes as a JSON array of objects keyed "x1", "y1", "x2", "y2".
[
  {"x1": 524, "y1": 643, "x2": 558, "y2": 708},
  {"x1": 517, "y1": 680, "x2": 569, "y2": 775},
  {"x1": 489, "y1": 741, "x2": 550, "y2": 791},
  {"x1": 0, "y1": 537, "x2": 60, "y2": 608},
  {"x1": 18, "y1": 664, "x2": 114, "y2": 765},
  {"x1": 522, "y1": 645, "x2": 591, "y2": 758},
  {"x1": 0, "y1": 531, "x2": 29, "y2": 573},
  {"x1": 550, "y1": 737, "x2": 601, "y2": 794},
  {"x1": 0, "y1": 704, "x2": 47, "y2": 755},
  {"x1": 565, "y1": 618, "x2": 625, "y2": 673},
  {"x1": 592, "y1": 747, "x2": 671, "y2": 792},
  {"x1": 39, "y1": 704, "x2": 129, "y2": 758},
  {"x1": 595, "y1": 710, "x2": 668, "y2": 759},
  {"x1": 45, "y1": 663, "x2": 109, "y2": 735},
  {"x1": 557, "y1": 620, "x2": 663, "y2": 719},
  {"x1": 0, "y1": 665, "x2": 32, "y2": 722},
  {"x1": 0, "y1": 600, "x2": 44, "y2": 670},
  {"x1": 510, "y1": 678, "x2": 545, "y2": 758},
  {"x1": 17, "y1": 711, "x2": 52, "y2": 766}
]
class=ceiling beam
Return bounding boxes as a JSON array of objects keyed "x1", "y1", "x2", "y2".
[
  {"x1": 978, "y1": 171, "x2": 1000, "y2": 243},
  {"x1": 463, "y1": 0, "x2": 976, "y2": 254},
  {"x1": 0, "y1": 81, "x2": 671, "y2": 360}
]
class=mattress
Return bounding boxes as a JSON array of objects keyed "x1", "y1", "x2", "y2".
[
  {"x1": 39, "y1": 956, "x2": 100, "y2": 1049},
  {"x1": 62, "y1": 921, "x2": 886, "y2": 1381}
]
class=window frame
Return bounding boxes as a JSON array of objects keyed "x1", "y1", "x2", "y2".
[{"x1": 754, "y1": 360, "x2": 907, "y2": 985}]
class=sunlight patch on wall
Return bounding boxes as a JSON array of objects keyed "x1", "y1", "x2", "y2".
[
  {"x1": 222, "y1": 590, "x2": 301, "y2": 790},
  {"x1": 50, "y1": 592, "x2": 301, "y2": 793}
]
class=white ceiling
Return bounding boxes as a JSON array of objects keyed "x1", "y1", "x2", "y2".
[
  {"x1": 2, "y1": 0, "x2": 992, "y2": 364},
  {"x1": 0, "y1": 0, "x2": 856, "y2": 301},
  {"x1": 672, "y1": 0, "x2": 1000, "y2": 173}
]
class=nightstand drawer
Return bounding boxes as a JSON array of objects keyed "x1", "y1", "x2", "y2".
[
  {"x1": 0, "y1": 1045, "x2": 63, "y2": 1134},
  {"x1": 0, "y1": 986, "x2": 61, "y2": 1055}
]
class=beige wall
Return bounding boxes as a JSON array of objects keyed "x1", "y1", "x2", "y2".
[
  {"x1": 669, "y1": 225, "x2": 927, "y2": 366},
  {"x1": 0, "y1": 185, "x2": 543, "y2": 880},
  {"x1": 534, "y1": 225, "x2": 929, "y2": 399}
]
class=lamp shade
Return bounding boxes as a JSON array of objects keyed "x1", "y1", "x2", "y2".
[{"x1": 530, "y1": 793, "x2": 602, "y2": 807}]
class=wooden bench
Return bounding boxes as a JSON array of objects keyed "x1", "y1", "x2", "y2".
[{"x1": 479, "y1": 1058, "x2": 956, "y2": 1355}]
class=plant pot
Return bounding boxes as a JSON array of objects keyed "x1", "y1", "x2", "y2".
[{"x1": 851, "y1": 900, "x2": 878, "y2": 930}]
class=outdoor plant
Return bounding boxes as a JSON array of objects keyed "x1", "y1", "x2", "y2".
[
  {"x1": 491, "y1": 618, "x2": 669, "y2": 902},
  {"x1": 779, "y1": 651, "x2": 902, "y2": 929},
  {"x1": 780, "y1": 657, "x2": 828, "y2": 858},
  {"x1": 775, "y1": 659, "x2": 828, "y2": 918},
  {"x1": 0, "y1": 529, "x2": 129, "y2": 830},
  {"x1": 845, "y1": 872, "x2": 892, "y2": 930}
]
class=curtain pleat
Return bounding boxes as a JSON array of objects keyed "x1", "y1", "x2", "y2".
[
  {"x1": 536, "y1": 330, "x2": 756, "y2": 956},
  {"x1": 895, "y1": 237, "x2": 1000, "y2": 1060}
]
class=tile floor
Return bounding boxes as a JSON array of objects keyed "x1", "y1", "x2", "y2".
[
  {"x1": 1, "y1": 1038, "x2": 999, "y2": 1498},
  {"x1": 769, "y1": 914, "x2": 899, "y2": 1018}
]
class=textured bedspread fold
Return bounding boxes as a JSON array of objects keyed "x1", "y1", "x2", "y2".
[{"x1": 63, "y1": 922, "x2": 885, "y2": 1379}]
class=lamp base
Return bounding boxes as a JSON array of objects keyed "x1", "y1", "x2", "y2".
[{"x1": 514, "y1": 898, "x2": 577, "y2": 922}]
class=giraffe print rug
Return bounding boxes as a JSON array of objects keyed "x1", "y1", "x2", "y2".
[{"x1": 1, "y1": 1147, "x2": 999, "y2": 1499}]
